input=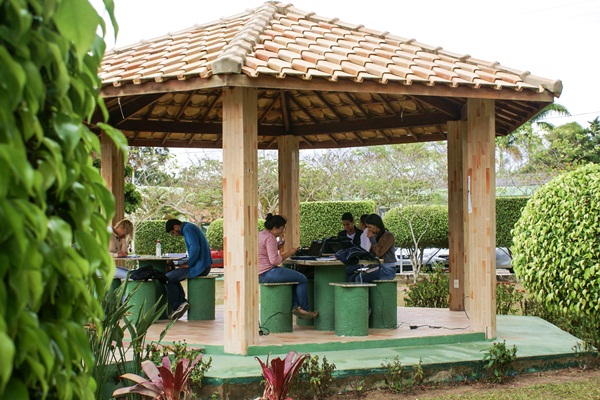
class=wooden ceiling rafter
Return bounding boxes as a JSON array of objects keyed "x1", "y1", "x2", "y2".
[{"x1": 280, "y1": 90, "x2": 291, "y2": 132}]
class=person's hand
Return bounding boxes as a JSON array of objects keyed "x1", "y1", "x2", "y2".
[{"x1": 366, "y1": 229, "x2": 374, "y2": 238}]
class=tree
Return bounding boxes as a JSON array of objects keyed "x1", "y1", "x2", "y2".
[
  {"x1": 512, "y1": 164, "x2": 600, "y2": 329},
  {"x1": 129, "y1": 147, "x2": 174, "y2": 186},
  {"x1": 530, "y1": 120, "x2": 600, "y2": 170},
  {"x1": 0, "y1": 0, "x2": 120, "y2": 398}
]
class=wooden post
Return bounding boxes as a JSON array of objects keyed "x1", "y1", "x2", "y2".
[
  {"x1": 466, "y1": 98, "x2": 496, "y2": 339},
  {"x1": 278, "y1": 135, "x2": 300, "y2": 250},
  {"x1": 222, "y1": 87, "x2": 259, "y2": 354},
  {"x1": 100, "y1": 132, "x2": 125, "y2": 224},
  {"x1": 447, "y1": 121, "x2": 467, "y2": 311}
]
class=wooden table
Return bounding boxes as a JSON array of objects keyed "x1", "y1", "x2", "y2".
[{"x1": 114, "y1": 254, "x2": 186, "y2": 273}]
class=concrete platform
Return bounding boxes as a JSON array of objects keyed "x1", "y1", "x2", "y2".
[{"x1": 142, "y1": 307, "x2": 589, "y2": 399}]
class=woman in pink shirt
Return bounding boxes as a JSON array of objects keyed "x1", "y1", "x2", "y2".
[{"x1": 258, "y1": 214, "x2": 318, "y2": 320}]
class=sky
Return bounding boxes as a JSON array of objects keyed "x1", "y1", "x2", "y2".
[{"x1": 94, "y1": 0, "x2": 600, "y2": 159}]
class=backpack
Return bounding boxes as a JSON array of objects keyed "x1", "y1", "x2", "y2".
[
  {"x1": 335, "y1": 245, "x2": 378, "y2": 266},
  {"x1": 129, "y1": 265, "x2": 168, "y2": 284}
]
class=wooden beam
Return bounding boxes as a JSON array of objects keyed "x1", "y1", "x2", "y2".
[
  {"x1": 222, "y1": 87, "x2": 259, "y2": 355},
  {"x1": 100, "y1": 74, "x2": 556, "y2": 104},
  {"x1": 115, "y1": 111, "x2": 451, "y2": 137},
  {"x1": 447, "y1": 120, "x2": 467, "y2": 311},
  {"x1": 278, "y1": 136, "x2": 300, "y2": 252},
  {"x1": 466, "y1": 98, "x2": 496, "y2": 339},
  {"x1": 100, "y1": 132, "x2": 125, "y2": 224}
]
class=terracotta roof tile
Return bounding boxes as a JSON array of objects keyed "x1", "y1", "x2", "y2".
[{"x1": 100, "y1": 1, "x2": 561, "y2": 148}]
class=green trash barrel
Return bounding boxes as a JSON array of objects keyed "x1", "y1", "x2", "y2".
[
  {"x1": 331, "y1": 283, "x2": 375, "y2": 336},
  {"x1": 188, "y1": 275, "x2": 217, "y2": 320},
  {"x1": 369, "y1": 280, "x2": 398, "y2": 329},
  {"x1": 260, "y1": 282, "x2": 297, "y2": 333}
]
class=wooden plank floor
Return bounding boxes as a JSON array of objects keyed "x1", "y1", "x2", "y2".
[{"x1": 145, "y1": 305, "x2": 475, "y2": 350}]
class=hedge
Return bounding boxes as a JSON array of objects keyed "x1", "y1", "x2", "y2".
[
  {"x1": 496, "y1": 197, "x2": 529, "y2": 248},
  {"x1": 299, "y1": 201, "x2": 376, "y2": 246}
]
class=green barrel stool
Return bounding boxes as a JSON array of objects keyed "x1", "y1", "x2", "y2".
[
  {"x1": 295, "y1": 280, "x2": 314, "y2": 327},
  {"x1": 188, "y1": 275, "x2": 217, "y2": 320},
  {"x1": 260, "y1": 282, "x2": 298, "y2": 333},
  {"x1": 330, "y1": 282, "x2": 375, "y2": 336},
  {"x1": 369, "y1": 280, "x2": 398, "y2": 329},
  {"x1": 125, "y1": 279, "x2": 160, "y2": 322},
  {"x1": 110, "y1": 278, "x2": 122, "y2": 293}
]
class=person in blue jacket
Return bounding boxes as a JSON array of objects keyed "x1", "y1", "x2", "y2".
[{"x1": 165, "y1": 219, "x2": 212, "y2": 319}]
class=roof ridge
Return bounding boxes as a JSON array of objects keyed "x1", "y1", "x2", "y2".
[{"x1": 211, "y1": 1, "x2": 280, "y2": 74}]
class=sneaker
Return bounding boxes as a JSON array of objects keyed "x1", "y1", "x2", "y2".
[
  {"x1": 169, "y1": 301, "x2": 189, "y2": 320},
  {"x1": 292, "y1": 306, "x2": 318, "y2": 320}
]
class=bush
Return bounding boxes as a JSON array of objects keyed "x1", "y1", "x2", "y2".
[
  {"x1": 404, "y1": 265, "x2": 449, "y2": 308},
  {"x1": 512, "y1": 164, "x2": 600, "y2": 320},
  {"x1": 205, "y1": 218, "x2": 265, "y2": 250},
  {"x1": 299, "y1": 201, "x2": 375, "y2": 246},
  {"x1": 384, "y1": 205, "x2": 448, "y2": 249},
  {"x1": 0, "y1": 1, "x2": 119, "y2": 397},
  {"x1": 136, "y1": 220, "x2": 187, "y2": 254},
  {"x1": 496, "y1": 197, "x2": 529, "y2": 249}
]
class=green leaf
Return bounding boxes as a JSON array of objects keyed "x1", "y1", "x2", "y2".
[
  {"x1": 54, "y1": 0, "x2": 100, "y2": 62},
  {"x1": 0, "y1": 47, "x2": 25, "y2": 110}
]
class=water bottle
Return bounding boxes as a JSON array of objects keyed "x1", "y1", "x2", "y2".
[{"x1": 155, "y1": 240, "x2": 162, "y2": 257}]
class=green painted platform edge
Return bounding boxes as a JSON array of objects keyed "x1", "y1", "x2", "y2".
[
  {"x1": 200, "y1": 351, "x2": 592, "y2": 386},
  {"x1": 246, "y1": 332, "x2": 486, "y2": 356}
]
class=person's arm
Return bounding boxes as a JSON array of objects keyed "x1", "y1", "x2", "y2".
[
  {"x1": 371, "y1": 231, "x2": 394, "y2": 258},
  {"x1": 184, "y1": 228, "x2": 201, "y2": 267}
]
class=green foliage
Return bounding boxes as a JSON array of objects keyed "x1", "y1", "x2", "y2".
[
  {"x1": 496, "y1": 283, "x2": 525, "y2": 315},
  {"x1": 86, "y1": 279, "x2": 175, "y2": 399},
  {"x1": 381, "y1": 356, "x2": 404, "y2": 393},
  {"x1": 384, "y1": 205, "x2": 448, "y2": 249},
  {"x1": 496, "y1": 197, "x2": 529, "y2": 248},
  {"x1": 298, "y1": 201, "x2": 375, "y2": 246},
  {"x1": 124, "y1": 182, "x2": 143, "y2": 214},
  {"x1": 290, "y1": 354, "x2": 336, "y2": 399},
  {"x1": 512, "y1": 164, "x2": 600, "y2": 320},
  {"x1": 404, "y1": 265, "x2": 449, "y2": 308},
  {"x1": 205, "y1": 218, "x2": 265, "y2": 250},
  {"x1": 135, "y1": 220, "x2": 187, "y2": 254},
  {"x1": 144, "y1": 341, "x2": 212, "y2": 388},
  {"x1": 481, "y1": 341, "x2": 517, "y2": 383},
  {"x1": 0, "y1": 0, "x2": 120, "y2": 398}
]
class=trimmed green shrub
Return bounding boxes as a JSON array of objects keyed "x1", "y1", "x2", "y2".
[
  {"x1": 135, "y1": 220, "x2": 186, "y2": 254},
  {"x1": 205, "y1": 218, "x2": 265, "y2": 250},
  {"x1": 0, "y1": 1, "x2": 119, "y2": 398},
  {"x1": 496, "y1": 197, "x2": 529, "y2": 248},
  {"x1": 299, "y1": 201, "x2": 375, "y2": 246},
  {"x1": 384, "y1": 205, "x2": 449, "y2": 249},
  {"x1": 513, "y1": 163, "x2": 600, "y2": 320}
]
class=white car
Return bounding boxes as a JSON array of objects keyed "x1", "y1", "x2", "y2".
[{"x1": 396, "y1": 247, "x2": 513, "y2": 273}]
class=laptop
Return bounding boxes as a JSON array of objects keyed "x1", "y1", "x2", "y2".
[
  {"x1": 293, "y1": 239, "x2": 324, "y2": 258},
  {"x1": 292, "y1": 236, "x2": 354, "y2": 259}
]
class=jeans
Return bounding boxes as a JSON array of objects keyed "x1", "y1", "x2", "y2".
[
  {"x1": 348, "y1": 262, "x2": 396, "y2": 283},
  {"x1": 259, "y1": 266, "x2": 310, "y2": 311},
  {"x1": 165, "y1": 267, "x2": 210, "y2": 312}
]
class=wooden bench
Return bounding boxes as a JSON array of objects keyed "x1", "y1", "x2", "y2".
[{"x1": 260, "y1": 282, "x2": 298, "y2": 333}]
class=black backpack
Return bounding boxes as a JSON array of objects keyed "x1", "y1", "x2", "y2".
[
  {"x1": 129, "y1": 265, "x2": 168, "y2": 284},
  {"x1": 335, "y1": 246, "x2": 378, "y2": 266}
]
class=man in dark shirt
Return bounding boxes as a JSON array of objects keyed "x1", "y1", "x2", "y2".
[
  {"x1": 165, "y1": 219, "x2": 212, "y2": 319},
  {"x1": 337, "y1": 212, "x2": 363, "y2": 247}
]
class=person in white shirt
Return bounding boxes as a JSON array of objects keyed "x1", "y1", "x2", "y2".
[
  {"x1": 337, "y1": 212, "x2": 363, "y2": 247},
  {"x1": 358, "y1": 214, "x2": 371, "y2": 251}
]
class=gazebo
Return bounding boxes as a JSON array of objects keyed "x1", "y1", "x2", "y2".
[{"x1": 97, "y1": 1, "x2": 562, "y2": 355}]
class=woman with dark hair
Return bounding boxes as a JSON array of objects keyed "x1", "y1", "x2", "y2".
[
  {"x1": 258, "y1": 213, "x2": 318, "y2": 320},
  {"x1": 355, "y1": 213, "x2": 396, "y2": 282}
]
